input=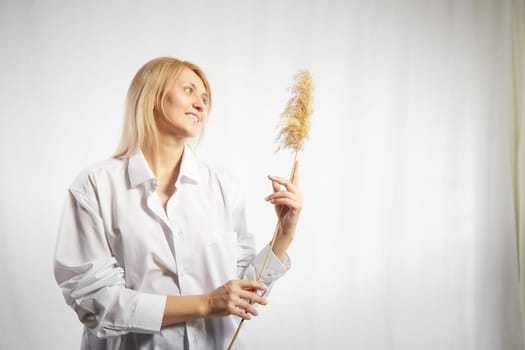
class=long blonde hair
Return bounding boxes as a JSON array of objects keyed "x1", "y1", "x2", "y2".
[{"x1": 113, "y1": 57, "x2": 212, "y2": 158}]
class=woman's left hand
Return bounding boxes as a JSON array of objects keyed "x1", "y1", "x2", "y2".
[{"x1": 265, "y1": 160, "x2": 303, "y2": 239}]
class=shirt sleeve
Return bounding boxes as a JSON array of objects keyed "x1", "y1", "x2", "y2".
[
  {"x1": 227, "y1": 173, "x2": 291, "y2": 287},
  {"x1": 54, "y1": 182, "x2": 166, "y2": 338}
]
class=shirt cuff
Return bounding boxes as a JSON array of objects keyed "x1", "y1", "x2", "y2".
[
  {"x1": 253, "y1": 244, "x2": 291, "y2": 284},
  {"x1": 130, "y1": 293, "x2": 166, "y2": 334}
]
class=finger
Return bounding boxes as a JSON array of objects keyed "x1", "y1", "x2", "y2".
[
  {"x1": 232, "y1": 305, "x2": 253, "y2": 320},
  {"x1": 268, "y1": 175, "x2": 297, "y2": 193},
  {"x1": 265, "y1": 191, "x2": 296, "y2": 202},
  {"x1": 266, "y1": 190, "x2": 302, "y2": 201},
  {"x1": 238, "y1": 279, "x2": 268, "y2": 292},
  {"x1": 239, "y1": 290, "x2": 268, "y2": 306},
  {"x1": 268, "y1": 197, "x2": 302, "y2": 209},
  {"x1": 272, "y1": 180, "x2": 280, "y2": 193},
  {"x1": 238, "y1": 300, "x2": 261, "y2": 317}
]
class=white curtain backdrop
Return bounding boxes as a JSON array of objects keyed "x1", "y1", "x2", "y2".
[{"x1": 0, "y1": 1, "x2": 523, "y2": 349}]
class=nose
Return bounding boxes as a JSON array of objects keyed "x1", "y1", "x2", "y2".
[{"x1": 193, "y1": 97, "x2": 205, "y2": 112}]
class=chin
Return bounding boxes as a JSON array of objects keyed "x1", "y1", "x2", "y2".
[{"x1": 174, "y1": 128, "x2": 203, "y2": 141}]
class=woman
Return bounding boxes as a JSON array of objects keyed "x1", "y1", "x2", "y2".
[{"x1": 54, "y1": 57, "x2": 302, "y2": 349}]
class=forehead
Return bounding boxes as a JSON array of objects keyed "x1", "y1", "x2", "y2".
[{"x1": 176, "y1": 67, "x2": 207, "y2": 93}]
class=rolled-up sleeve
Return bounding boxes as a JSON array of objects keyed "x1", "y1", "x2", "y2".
[
  {"x1": 54, "y1": 186, "x2": 166, "y2": 338},
  {"x1": 227, "y1": 172, "x2": 291, "y2": 286},
  {"x1": 252, "y1": 244, "x2": 290, "y2": 284}
]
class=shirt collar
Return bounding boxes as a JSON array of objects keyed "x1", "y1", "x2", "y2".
[
  {"x1": 177, "y1": 145, "x2": 200, "y2": 186},
  {"x1": 128, "y1": 151, "x2": 155, "y2": 188},
  {"x1": 127, "y1": 144, "x2": 200, "y2": 188}
]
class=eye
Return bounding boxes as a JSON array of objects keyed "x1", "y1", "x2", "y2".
[
  {"x1": 202, "y1": 96, "x2": 209, "y2": 107},
  {"x1": 183, "y1": 86, "x2": 193, "y2": 94}
]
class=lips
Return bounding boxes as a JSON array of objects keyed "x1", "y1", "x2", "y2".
[{"x1": 185, "y1": 112, "x2": 200, "y2": 123}]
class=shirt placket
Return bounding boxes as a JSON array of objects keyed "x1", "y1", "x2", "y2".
[
  {"x1": 165, "y1": 190, "x2": 200, "y2": 349},
  {"x1": 167, "y1": 211, "x2": 185, "y2": 292},
  {"x1": 145, "y1": 181, "x2": 185, "y2": 286}
]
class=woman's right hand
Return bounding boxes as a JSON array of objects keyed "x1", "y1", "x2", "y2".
[{"x1": 205, "y1": 280, "x2": 268, "y2": 320}]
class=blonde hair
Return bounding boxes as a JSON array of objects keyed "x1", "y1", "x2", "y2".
[{"x1": 113, "y1": 57, "x2": 212, "y2": 158}]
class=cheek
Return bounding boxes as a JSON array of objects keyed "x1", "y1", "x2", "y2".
[
  {"x1": 164, "y1": 97, "x2": 177, "y2": 111},
  {"x1": 165, "y1": 105, "x2": 187, "y2": 122},
  {"x1": 165, "y1": 92, "x2": 186, "y2": 110}
]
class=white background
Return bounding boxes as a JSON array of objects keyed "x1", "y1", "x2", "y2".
[{"x1": 0, "y1": 1, "x2": 523, "y2": 349}]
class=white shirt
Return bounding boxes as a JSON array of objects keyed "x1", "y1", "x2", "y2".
[{"x1": 54, "y1": 146, "x2": 290, "y2": 350}]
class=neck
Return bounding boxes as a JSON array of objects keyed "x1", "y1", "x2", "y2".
[{"x1": 142, "y1": 134, "x2": 185, "y2": 184}]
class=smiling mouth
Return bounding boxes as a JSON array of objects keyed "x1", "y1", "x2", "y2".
[{"x1": 185, "y1": 113, "x2": 199, "y2": 123}]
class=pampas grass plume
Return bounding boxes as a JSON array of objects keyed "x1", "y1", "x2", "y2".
[{"x1": 275, "y1": 70, "x2": 313, "y2": 153}]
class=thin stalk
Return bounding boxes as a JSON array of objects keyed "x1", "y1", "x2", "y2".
[{"x1": 227, "y1": 153, "x2": 298, "y2": 350}]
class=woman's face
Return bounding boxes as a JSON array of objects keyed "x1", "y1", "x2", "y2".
[{"x1": 156, "y1": 67, "x2": 209, "y2": 140}]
